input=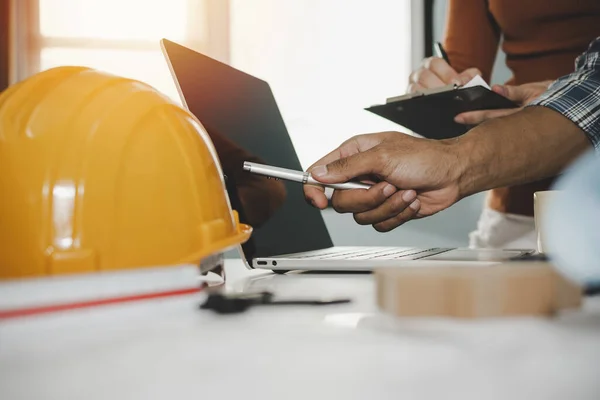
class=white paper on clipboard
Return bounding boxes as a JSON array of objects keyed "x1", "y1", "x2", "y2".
[
  {"x1": 384, "y1": 75, "x2": 491, "y2": 105},
  {"x1": 462, "y1": 75, "x2": 491, "y2": 90}
]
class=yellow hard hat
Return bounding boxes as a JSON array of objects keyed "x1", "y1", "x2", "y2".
[{"x1": 0, "y1": 66, "x2": 252, "y2": 280}]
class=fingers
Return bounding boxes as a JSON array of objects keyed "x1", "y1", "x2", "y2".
[
  {"x1": 409, "y1": 68, "x2": 446, "y2": 89},
  {"x1": 492, "y1": 81, "x2": 552, "y2": 107},
  {"x1": 330, "y1": 185, "x2": 421, "y2": 232},
  {"x1": 456, "y1": 67, "x2": 483, "y2": 85},
  {"x1": 407, "y1": 82, "x2": 425, "y2": 94},
  {"x1": 311, "y1": 149, "x2": 380, "y2": 185},
  {"x1": 454, "y1": 108, "x2": 520, "y2": 125},
  {"x1": 409, "y1": 59, "x2": 482, "y2": 92},
  {"x1": 304, "y1": 184, "x2": 328, "y2": 209},
  {"x1": 491, "y1": 84, "x2": 508, "y2": 97},
  {"x1": 351, "y1": 189, "x2": 417, "y2": 225},
  {"x1": 409, "y1": 57, "x2": 459, "y2": 89},
  {"x1": 330, "y1": 182, "x2": 398, "y2": 214},
  {"x1": 307, "y1": 147, "x2": 352, "y2": 175},
  {"x1": 495, "y1": 84, "x2": 529, "y2": 104},
  {"x1": 303, "y1": 141, "x2": 360, "y2": 209},
  {"x1": 307, "y1": 133, "x2": 385, "y2": 174},
  {"x1": 423, "y1": 57, "x2": 460, "y2": 85},
  {"x1": 373, "y1": 199, "x2": 421, "y2": 232},
  {"x1": 305, "y1": 180, "x2": 421, "y2": 232},
  {"x1": 304, "y1": 132, "x2": 391, "y2": 209},
  {"x1": 452, "y1": 81, "x2": 527, "y2": 126}
]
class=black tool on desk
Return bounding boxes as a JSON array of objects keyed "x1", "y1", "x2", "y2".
[
  {"x1": 200, "y1": 291, "x2": 352, "y2": 314},
  {"x1": 510, "y1": 253, "x2": 549, "y2": 262}
]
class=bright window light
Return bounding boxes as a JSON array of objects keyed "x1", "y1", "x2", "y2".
[
  {"x1": 39, "y1": 0, "x2": 191, "y2": 41},
  {"x1": 230, "y1": 0, "x2": 413, "y2": 168},
  {"x1": 35, "y1": 0, "x2": 199, "y2": 103},
  {"x1": 40, "y1": 48, "x2": 182, "y2": 102}
]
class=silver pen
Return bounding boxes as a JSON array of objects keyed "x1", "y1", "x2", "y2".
[{"x1": 243, "y1": 161, "x2": 372, "y2": 190}]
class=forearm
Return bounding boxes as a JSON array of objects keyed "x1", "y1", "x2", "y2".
[{"x1": 452, "y1": 106, "x2": 592, "y2": 198}]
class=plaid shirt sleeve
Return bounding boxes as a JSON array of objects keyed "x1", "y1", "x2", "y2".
[{"x1": 528, "y1": 37, "x2": 600, "y2": 151}]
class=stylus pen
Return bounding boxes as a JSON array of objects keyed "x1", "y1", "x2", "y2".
[
  {"x1": 243, "y1": 161, "x2": 372, "y2": 190},
  {"x1": 434, "y1": 42, "x2": 450, "y2": 65}
]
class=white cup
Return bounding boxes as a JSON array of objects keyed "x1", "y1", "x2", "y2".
[{"x1": 533, "y1": 190, "x2": 564, "y2": 254}]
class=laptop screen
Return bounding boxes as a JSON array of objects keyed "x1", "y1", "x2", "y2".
[{"x1": 161, "y1": 39, "x2": 334, "y2": 264}]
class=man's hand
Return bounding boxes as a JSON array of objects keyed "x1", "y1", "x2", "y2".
[
  {"x1": 454, "y1": 80, "x2": 553, "y2": 125},
  {"x1": 303, "y1": 132, "x2": 463, "y2": 232},
  {"x1": 408, "y1": 57, "x2": 482, "y2": 93}
]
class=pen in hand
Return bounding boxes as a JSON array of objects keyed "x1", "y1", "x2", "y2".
[
  {"x1": 243, "y1": 161, "x2": 372, "y2": 190},
  {"x1": 434, "y1": 41, "x2": 450, "y2": 65},
  {"x1": 434, "y1": 41, "x2": 465, "y2": 89}
]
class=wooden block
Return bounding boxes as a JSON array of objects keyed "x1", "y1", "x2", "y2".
[
  {"x1": 375, "y1": 262, "x2": 582, "y2": 319},
  {"x1": 553, "y1": 270, "x2": 582, "y2": 310}
]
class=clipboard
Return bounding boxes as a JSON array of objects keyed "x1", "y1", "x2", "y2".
[{"x1": 365, "y1": 83, "x2": 518, "y2": 140}]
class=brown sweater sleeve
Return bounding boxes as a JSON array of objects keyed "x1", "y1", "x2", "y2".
[{"x1": 443, "y1": 0, "x2": 501, "y2": 83}]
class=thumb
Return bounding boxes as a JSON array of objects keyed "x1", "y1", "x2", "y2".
[
  {"x1": 491, "y1": 84, "x2": 508, "y2": 97},
  {"x1": 494, "y1": 84, "x2": 528, "y2": 104},
  {"x1": 311, "y1": 151, "x2": 378, "y2": 183}
]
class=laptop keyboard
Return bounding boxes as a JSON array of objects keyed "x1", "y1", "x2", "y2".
[{"x1": 285, "y1": 247, "x2": 453, "y2": 261}]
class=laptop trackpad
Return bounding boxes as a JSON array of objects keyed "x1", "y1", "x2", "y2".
[{"x1": 427, "y1": 249, "x2": 529, "y2": 262}]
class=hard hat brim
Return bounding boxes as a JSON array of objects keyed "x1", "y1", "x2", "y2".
[{"x1": 179, "y1": 223, "x2": 253, "y2": 266}]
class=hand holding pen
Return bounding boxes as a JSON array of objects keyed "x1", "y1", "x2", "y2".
[
  {"x1": 243, "y1": 161, "x2": 372, "y2": 190},
  {"x1": 407, "y1": 41, "x2": 482, "y2": 93}
]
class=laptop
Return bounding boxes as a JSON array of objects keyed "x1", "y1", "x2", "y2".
[{"x1": 160, "y1": 39, "x2": 534, "y2": 272}]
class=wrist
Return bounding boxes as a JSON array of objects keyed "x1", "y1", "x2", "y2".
[
  {"x1": 441, "y1": 136, "x2": 467, "y2": 200},
  {"x1": 441, "y1": 106, "x2": 589, "y2": 201},
  {"x1": 442, "y1": 129, "x2": 491, "y2": 200}
]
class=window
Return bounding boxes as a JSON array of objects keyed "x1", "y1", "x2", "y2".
[
  {"x1": 13, "y1": 0, "x2": 210, "y2": 103},
  {"x1": 229, "y1": 0, "x2": 416, "y2": 168},
  {"x1": 12, "y1": 0, "x2": 418, "y2": 168}
]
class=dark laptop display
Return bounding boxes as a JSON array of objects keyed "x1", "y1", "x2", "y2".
[{"x1": 161, "y1": 39, "x2": 333, "y2": 264}]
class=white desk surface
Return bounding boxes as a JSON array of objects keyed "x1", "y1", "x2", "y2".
[{"x1": 1, "y1": 259, "x2": 600, "y2": 400}]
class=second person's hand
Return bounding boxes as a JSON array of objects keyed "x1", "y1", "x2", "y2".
[
  {"x1": 408, "y1": 56, "x2": 482, "y2": 93},
  {"x1": 454, "y1": 80, "x2": 553, "y2": 125}
]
